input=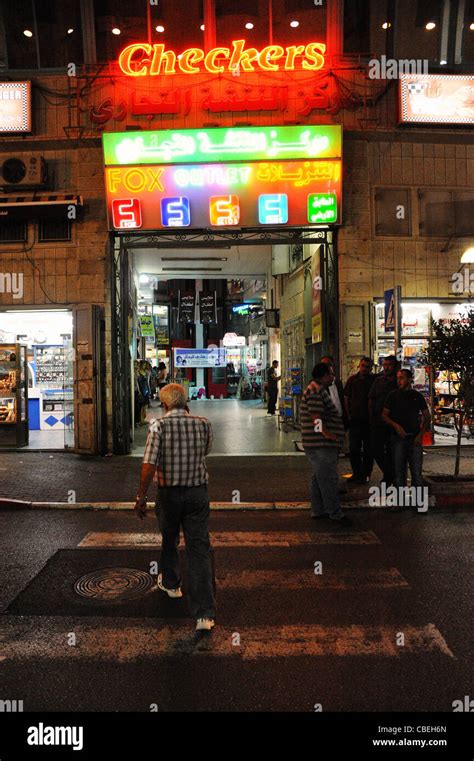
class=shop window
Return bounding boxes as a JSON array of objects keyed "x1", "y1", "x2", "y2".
[
  {"x1": 374, "y1": 188, "x2": 411, "y2": 236},
  {"x1": 3, "y1": 0, "x2": 83, "y2": 70},
  {"x1": 419, "y1": 190, "x2": 474, "y2": 236},
  {"x1": 344, "y1": 0, "x2": 371, "y2": 54},
  {"x1": 394, "y1": 0, "x2": 443, "y2": 64},
  {"x1": 0, "y1": 221, "x2": 28, "y2": 243},
  {"x1": 38, "y1": 219, "x2": 72, "y2": 242}
]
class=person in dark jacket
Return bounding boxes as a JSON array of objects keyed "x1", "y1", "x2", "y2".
[
  {"x1": 266, "y1": 360, "x2": 281, "y2": 415},
  {"x1": 368, "y1": 355, "x2": 399, "y2": 485},
  {"x1": 344, "y1": 357, "x2": 375, "y2": 483}
]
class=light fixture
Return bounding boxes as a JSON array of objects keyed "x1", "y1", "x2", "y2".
[
  {"x1": 156, "y1": 24, "x2": 165, "y2": 33},
  {"x1": 245, "y1": 22, "x2": 254, "y2": 30},
  {"x1": 290, "y1": 20, "x2": 299, "y2": 28},
  {"x1": 382, "y1": 21, "x2": 391, "y2": 29},
  {"x1": 470, "y1": 22, "x2": 474, "y2": 30},
  {"x1": 461, "y1": 247, "x2": 474, "y2": 264},
  {"x1": 200, "y1": 24, "x2": 205, "y2": 31},
  {"x1": 425, "y1": 22, "x2": 436, "y2": 30},
  {"x1": 440, "y1": 59, "x2": 447, "y2": 65},
  {"x1": 112, "y1": 27, "x2": 121, "y2": 35},
  {"x1": 67, "y1": 28, "x2": 74, "y2": 34},
  {"x1": 23, "y1": 29, "x2": 33, "y2": 37},
  {"x1": 139, "y1": 274, "x2": 150, "y2": 284}
]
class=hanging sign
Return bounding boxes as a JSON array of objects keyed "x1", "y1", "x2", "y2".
[
  {"x1": 174, "y1": 347, "x2": 227, "y2": 368},
  {"x1": 0, "y1": 82, "x2": 31, "y2": 133},
  {"x1": 399, "y1": 74, "x2": 474, "y2": 125},
  {"x1": 178, "y1": 291, "x2": 196, "y2": 322},
  {"x1": 139, "y1": 314, "x2": 155, "y2": 339},
  {"x1": 199, "y1": 292, "x2": 217, "y2": 324},
  {"x1": 384, "y1": 289, "x2": 395, "y2": 332}
]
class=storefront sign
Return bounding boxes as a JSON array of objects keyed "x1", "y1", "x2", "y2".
[
  {"x1": 119, "y1": 41, "x2": 326, "y2": 77},
  {"x1": 311, "y1": 248, "x2": 322, "y2": 344},
  {"x1": 174, "y1": 347, "x2": 226, "y2": 368},
  {"x1": 384, "y1": 289, "x2": 395, "y2": 332},
  {"x1": 103, "y1": 125, "x2": 342, "y2": 166},
  {"x1": 0, "y1": 82, "x2": 31, "y2": 133},
  {"x1": 154, "y1": 324, "x2": 169, "y2": 347},
  {"x1": 199, "y1": 292, "x2": 217, "y2": 324},
  {"x1": 178, "y1": 291, "x2": 196, "y2": 322},
  {"x1": 139, "y1": 314, "x2": 155, "y2": 339},
  {"x1": 223, "y1": 333, "x2": 246, "y2": 347},
  {"x1": 399, "y1": 74, "x2": 474, "y2": 125}
]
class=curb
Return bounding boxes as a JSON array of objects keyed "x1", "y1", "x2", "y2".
[{"x1": 0, "y1": 497, "x2": 472, "y2": 510}]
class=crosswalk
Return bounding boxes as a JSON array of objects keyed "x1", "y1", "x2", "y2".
[{"x1": 0, "y1": 524, "x2": 455, "y2": 665}]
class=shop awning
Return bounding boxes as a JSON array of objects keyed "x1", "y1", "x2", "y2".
[{"x1": 0, "y1": 194, "x2": 83, "y2": 219}]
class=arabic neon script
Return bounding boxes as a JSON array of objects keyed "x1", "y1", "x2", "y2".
[
  {"x1": 118, "y1": 40, "x2": 326, "y2": 76},
  {"x1": 113, "y1": 129, "x2": 331, "y2": 165}
]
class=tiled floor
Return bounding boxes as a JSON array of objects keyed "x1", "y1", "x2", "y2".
[{"x1": 132, "y1": 399, "x2": 299, "y2": 456}]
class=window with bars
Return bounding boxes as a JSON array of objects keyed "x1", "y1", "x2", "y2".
[
  {"x1": 0, "y1": 221, "x2": 28, "y2": 243},
  {"x1": 38, "y1": 219, "x2": 72, "y2": 242}
]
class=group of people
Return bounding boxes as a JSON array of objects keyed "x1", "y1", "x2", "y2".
[
  {"x1": 134, "y1": 360, "x2": 169, "y2": 425},
  {"x1": 133, "y1": 355, "x2": 431, "y2": 634},
  {"x1": 300, "y1": 355, "x2": 431, "y2": 524}
]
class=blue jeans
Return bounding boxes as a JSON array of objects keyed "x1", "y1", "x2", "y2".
[
  {"x1": 304, "y1": 447, "x2": 345, "y2": 520},
  {"x1": 391, "y1": 435, "x2": 424, "y2": 488},
  {"x1": 155, "y1": 485, "x2": 216, "y2": 619}
]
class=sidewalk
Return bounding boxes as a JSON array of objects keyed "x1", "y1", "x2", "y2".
[{"x1": 0, "y1": 446, "x2": 473, "y2": 506}]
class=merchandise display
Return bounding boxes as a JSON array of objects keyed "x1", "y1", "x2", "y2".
[{"x1": 0, "y1": 343, "x2": 28, "y2": 447}]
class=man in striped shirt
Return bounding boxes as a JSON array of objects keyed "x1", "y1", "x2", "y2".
[
  {"x1": 300, "y1": 362, "x2": 352, "y2": 525},
  {"x1": 134, "y1": 383, "x2": 216, "y2": 632}
]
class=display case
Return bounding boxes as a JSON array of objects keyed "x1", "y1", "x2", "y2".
[{"x1": 0, "y1": 343, "x2": 28, "y2": 448}]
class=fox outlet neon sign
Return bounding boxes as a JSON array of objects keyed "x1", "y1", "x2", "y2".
[{"x1": 118, "y1": 39, "x2": 326, "y2": 76}]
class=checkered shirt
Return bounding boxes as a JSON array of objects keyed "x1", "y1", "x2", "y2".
[{"x1": 143, "y1": 408, "x2": 213, "y2": 487}]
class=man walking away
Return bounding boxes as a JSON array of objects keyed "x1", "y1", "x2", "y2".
[
  {"x1": 134, "y1": 384, "x2": 216, "y2": 632},
  {"x1": 344, "y1": 357, "x2": 375, "y2": 484},
  {"x1": 300, "y1": 363, "x2": 352, "y2": 526},
  {"x1": 267, "y1": 359, "x2": 281, "y2": 415},
  {"x1": 368, "y1": 355, "x2": 398, "y2": 486},
  {"x1": 382, "y1": 368, "x2": 431, "y2": 490}
]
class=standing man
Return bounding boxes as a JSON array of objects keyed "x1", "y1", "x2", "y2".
[
  {"x1": 382, "y1": 368, "x2": 431, "y2": 489},
  {"x1": 134, "y1": 384, "x2": 216, "y2": 632},
  {"x1": 368, "y1": 355, "x2": 398, "y2": 486},
  {"x1": 344, "y1": 357, "x2": 375, "y2": 484},
  {"x1": 300, "y1": 363, "x2": 352, "y2": 525},
  {"x1": 266, "y1": 359, "x2": 281, "y2": 415}
]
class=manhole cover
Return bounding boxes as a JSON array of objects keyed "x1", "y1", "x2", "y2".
[{"x1": 73, "y1": 567, "x2": 155, "y2": 602}]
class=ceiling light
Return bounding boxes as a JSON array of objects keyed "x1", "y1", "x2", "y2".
[
  {"x1": 382, "y1": 22, "x2": 391, "y2": 29},
  {"x1": 67, "y1": 28, "x2": 74, "y2": 34},
  {"x1": 290, "y1": 20, "x2": 299, "y2": 28},
  {"x1": 440, "y1": 59, "x2": 447, "y2": 65},
  {"x1": 470, "y1": 23, "x2": 474, "y2": 30},
  {"x1": 156, "y1": 25, "x2": 165, "y2": 33},
  {"x1": 139, "y1": 274, "x2": 150, "y2": 284},
  {"x1": 461, "y1": 247, "x2": 474, "y2": 264},
  {"x1": 23, "y1": 29, "x2": 33, "y2": 37},
  {"x1": 245, "y1": 22, "x2": 254, "y2": 30},
  {"x1": 200, "y1": 24, "x2": 205, "y2": 31},
  {"x1": 425, "y1": 22, "x2": 436, "y2": 30},
  {"x1": 112, "y1": 27, "x2": 121, "y2": 35}
]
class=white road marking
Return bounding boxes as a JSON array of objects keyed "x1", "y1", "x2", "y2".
[
  {"x1": 0, "y1": 619, "x2": 453, "y2": 661},
  {"x1": 217, "y1": 567, "x2": 410, "y2": 590},
  {"x1": 77, "y1": 530, "x2": 381, "y2": 548}
]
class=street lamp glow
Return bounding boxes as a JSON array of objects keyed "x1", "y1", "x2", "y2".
[
  {"x1": 112, "y1": 27, "x2": 121, "y2": 35},
  {"x1": 245, "y1": 22, "x2": 254, "y2": 30},
  {"x1": 461, "y1": 247, "x2": 474, "y2": 264},
  {"x1": 425, "y1": 22, "x2": 436, "y2": 30},
  {"x1": 290, "y1": 20, "x2": 300, "y2": 28}
]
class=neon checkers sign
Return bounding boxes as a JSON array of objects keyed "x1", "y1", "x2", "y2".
[{"x1": 118, "y1": 40, "x2": 326, "y2": 76}]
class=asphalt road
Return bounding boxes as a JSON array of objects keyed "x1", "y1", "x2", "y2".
[{"x1": 0, "y1": 506, "x2": 472, "y2": 713}]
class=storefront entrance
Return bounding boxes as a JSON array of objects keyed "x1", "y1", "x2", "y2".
[{"x1": 0, "y1": 309, "x2": 74, "y2": 450}]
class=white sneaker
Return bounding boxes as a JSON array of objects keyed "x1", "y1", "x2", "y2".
[
  {"x1": 157, "y1": 574, "x2": 183, "y2": 598},
  {"x1": 196, "y1": 618, "x2": 215, "y2": 632}
]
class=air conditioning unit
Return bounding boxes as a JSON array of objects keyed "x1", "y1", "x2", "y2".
[{"x1": 0, "y1": 156, "x2": 49, "y2": 190}]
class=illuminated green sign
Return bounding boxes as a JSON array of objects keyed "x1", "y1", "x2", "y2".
[
  {"x1": 308, "y1": 192, "x2": 337, "y2": 224},
  {"x1": 103, "y1": 125, "x2": 342, "y2": 166}
]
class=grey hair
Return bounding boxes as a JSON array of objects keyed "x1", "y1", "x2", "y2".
[{"x1": 160, "y1": 383, "x2": 187, "y2": 409}]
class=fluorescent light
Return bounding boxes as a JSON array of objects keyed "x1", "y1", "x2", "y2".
[
  {"x1": 245, "y1": 22, "x2": 254, "y2": 30},
  {"x1": 156, "y1": 25, "x2": 165, "y2": 33},
  {"x1": 425, "y1": 22, "x2": 436, "y2": 30},
  {"x1": 461, "y1": 247, "x2": 474, "y2": 264},
  {"x1": 112, "y1": 27, "x2": 121, "y2": 35},
  {"x1": 23, "y1": 29, "x2": 33, "y2": 37},
  {"x1": 290, "y1": 20, "x2": 299, "y2": 28}
]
